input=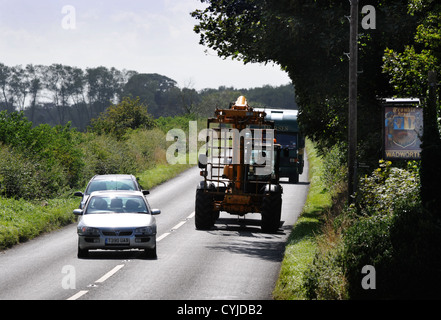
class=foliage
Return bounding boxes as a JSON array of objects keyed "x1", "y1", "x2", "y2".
[
  {"x1": 0, "y1": 197, "x2": 78, "y2": 250},
  {"x1": 321, "y1": 143, "x2": 347, "y2": 196},
  {"x1": 90, "y1": 97, "x2": 156, "y2": 139},
  {"x1": 341, "y1": 212, "x2": 395, "y2": 299},
  {"x1": 300, "y1": 150, "x2": 432, "y2": 299},
  {"x1": 0, "y1": 111, "x2": 84, "y2": 199},
  {"x1": 356, "y1": 160, "x2": 420, "y2": 216},
  {"x1": 191, "y1": 0, "x2": 419, "y2": 165},
  {"x1": 303, "y1": 243, "x2": 348, "y2": 300},
  {"x1": 383, "y1": 46, "x2": 439, "y2": 96},
  {"x1": 122, "y1": 73, "x2": 181, "y2": 117},
  {"x1": 382, "y1": 1, "x2": 441, "y2": 97}
]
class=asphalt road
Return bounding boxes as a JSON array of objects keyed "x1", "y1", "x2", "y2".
[{"x1": 0, "y1": 158, "x2": 309, "y2": 300}]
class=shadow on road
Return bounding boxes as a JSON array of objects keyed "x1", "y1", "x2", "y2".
[
  {"x1": 203, "y1": 217, "x2": 292, "y2": 262},
  {"x1": 78, "y1": 249, "x2": 157, "y2": 261}
]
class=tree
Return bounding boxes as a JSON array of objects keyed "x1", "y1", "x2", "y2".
[
  {"x1": 123, "y1": 73, "x2": 180, "y2": 117},
  {"x1": 383, "y1": 1, "x2": 441, "y2": 97},
  {"x1": 381, "y1": 1, "x2": 441, "y2": 211},
  {"x1": 85, "y1": 66, "x2": 122, "y2": 118},
  {"x1": 90, "y1": 96, "x2": 155, "y2": 139},
  {"x1": 43, "y1": 64, "x2": 85, "y2": 125},
  {"x1": 192, "y1": 0, "x2": 420, "y2": 164},
  {"x1": 26, "y1": 64, "x2": 44, "y2": 123}
]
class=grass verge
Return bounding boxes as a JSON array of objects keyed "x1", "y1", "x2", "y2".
[
  {"x1": 138, "y1": 163, "x2": 194, "y2": 191},
  {"x1": 0, "y1": 163, "x2": 195, "y2": 251},
  {"x1": 0, "y1": 197, "x2": 78, "y2": 250},
  {"x1": 273, "y1": 139, "x2": 332, "y2": 300}
]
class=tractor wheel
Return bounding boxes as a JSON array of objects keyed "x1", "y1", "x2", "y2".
[
  {"x1": 261, "y1": 192, "x2": 282, "y2": 233},
  {"x1": 195, "y1": 188, "x2": 215, "y2": 230},
  {"x1": 289, "y1": 172, "x2": 299, "y2": 184}
]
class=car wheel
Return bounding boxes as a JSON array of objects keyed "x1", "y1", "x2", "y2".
[
  {"x1": 144, "y1": 246, "x2": 157, "y2": 259},
  {"x1": 77, "y1": 246, "x2": 89, "y2": 258}
]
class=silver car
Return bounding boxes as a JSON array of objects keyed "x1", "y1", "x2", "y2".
[
  {"x1": 74, "y1": 191, "x2": 160, "y2": 258},
  {"x1": 74, "y1": 174, "x2": 148, "y2": 209}
]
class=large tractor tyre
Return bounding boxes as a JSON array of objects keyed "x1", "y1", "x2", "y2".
[
  {"x1": 261, "y1": 192, "x2": 282, "y2": 233},
  {"x1": 289, "y1": 172, "x2": 299, "y2": 184},
  {"x1": 195, "y1": 189, "x2": 215, "y2": 230}
]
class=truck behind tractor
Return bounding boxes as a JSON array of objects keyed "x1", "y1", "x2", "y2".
[
  {"x1": 195, "y1": 96, "x2": 283, "y2": 233},
  {"x1": 256, "y1": 108, "x2": 305, "y2": 183}
]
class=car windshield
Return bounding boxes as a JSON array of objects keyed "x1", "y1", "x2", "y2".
[
  {"x1": 276, "y1": 133, "x2": 298, "y2": 148},
  {"x1": 86, "y1": 179, "x2": 136, "y2": 195},
  {"x1": 85, "y1": 196, "x2": 148, "y2": 214}
]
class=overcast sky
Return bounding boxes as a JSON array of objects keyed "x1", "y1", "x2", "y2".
[{"x1": 0, "y1": 0, "x2": 291, "y2": 90}]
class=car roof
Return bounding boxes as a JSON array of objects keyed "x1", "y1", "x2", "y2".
[
  {"x1": 91, "y1": 174, "x2": 136, "y2": 181},
  {"x1": 89, "y1": 190, "x2": 144, "y2": 197}
]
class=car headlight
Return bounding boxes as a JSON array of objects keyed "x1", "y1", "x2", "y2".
[
  {"x1": 78, "y1": 226, "x2": 100, "y2": 236},
  {"x1": 135, "y1": 226, "x2": 154, "y2": 235}
]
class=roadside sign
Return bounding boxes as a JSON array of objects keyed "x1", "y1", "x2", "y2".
[{"x1": 383, "y1": 98, "x2": 423, "y2": 160}]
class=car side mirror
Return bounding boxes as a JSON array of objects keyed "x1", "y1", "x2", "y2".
[
  {"x1": 74, "y1": 191, "x2": 84, "y2": 197},
  {"x1": 151, "y1": 209, "x2": 161, "y2": 215},
  {"x1": 142, "y1": 190, "x2": 150, "y2": 195},
  {"x1": 73, "y1": 209, "x2": 83, "y2": 216}
]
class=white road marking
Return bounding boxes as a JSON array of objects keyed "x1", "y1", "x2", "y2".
[
  {"x1": 95, "y1": 264, "x2": 125, "y2": 283},
  {"x1": 171, "y1": 221, "x2": 186, "y2": 231},
  {"x1": 67, "y1": 290, "x2": 88, "y2": 300},
  {"x1": 169, "y1": 211, "x2": 195, "y2": 232},
  {"x1": 157, "y1": 232, "x2": 170, "y2": 242}
]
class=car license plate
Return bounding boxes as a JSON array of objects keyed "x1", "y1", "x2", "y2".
[{"x1": 105, "y1": 238, "x2": 129, "y2": 244}]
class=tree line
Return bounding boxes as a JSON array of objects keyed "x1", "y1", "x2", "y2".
[{"x1": 0, "y1": 62, "x2": 297, "y2": 131}]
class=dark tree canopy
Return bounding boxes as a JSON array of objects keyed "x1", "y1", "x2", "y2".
[{"x1": 192, "y1": 0, "x2": 424, "y2": 163}]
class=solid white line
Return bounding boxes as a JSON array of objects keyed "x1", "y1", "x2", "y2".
[
  {"x1": 67, "y1": 290, "x2": 88, "y2": 300},
  {"x1": 95, "y1": 264, "x2": 125, "y2": 283},
  {"x1": 187, "y1": 211, "x2": 195, "y2": 219},
  {"x1": 157, "y1": 232, "x2": 170, "y2": 242}
]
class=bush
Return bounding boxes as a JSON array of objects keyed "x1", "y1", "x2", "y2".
[
  {"x1": 0, "y1": 145, "x2": 69, "y2": 200},
  {"x1": 91, "y1": 97, "x2": 155, "y2": 139},
  {"x1": 341, "y1": 213, "x2": 395, "y2": 299},
  {"x1": 0, "y1": 111, "x2": 33, "y2": 148},
  {"x1": 321, "y1": 143, "x2": 347, "y2": 195},
  {"x1": 303, "y1": 157, "x2": 425, "y2": 299},
  {"x1": 125, "y1": 128, "x2": 168, "y2": 169},
  {"x1": 337, "y1": 160, "x2": 441, "y2": 299},
  {"x1": 79, "y1": 133, "x2": 137, "y2": 177},
  {"x1": 388, "y1": 201, "x2": 441, "y2": 299},
  {"x1": 356, "y1": 160, "x2": 420, "y2": 216},
  {"x1": 303, "y1": 245, "x2": 348, "y2": 300},
  {"x1": 0, "y1": 111, "x2": 85, "y2": 199}
]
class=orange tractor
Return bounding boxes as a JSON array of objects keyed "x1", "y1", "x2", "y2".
[{"x1": 196, "y1": 96, "x2": 283, "y2": 232}]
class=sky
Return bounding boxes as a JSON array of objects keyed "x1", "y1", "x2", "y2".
[{"x1": 0, "y1": 0, "x2": 292, "y2": 90}]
